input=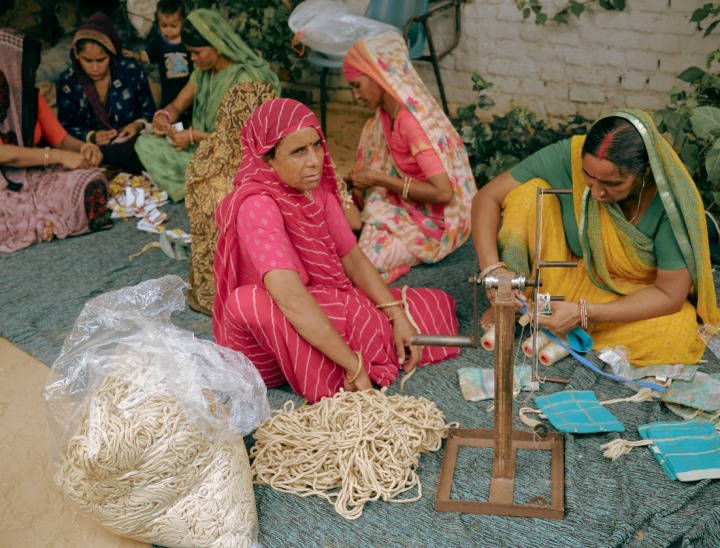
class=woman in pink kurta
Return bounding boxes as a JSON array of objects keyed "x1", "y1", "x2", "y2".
[
  {"x1": 342, "y1": 32, "x2": 476, "y2": 284},
  {"x1": 213, "y1": 98, "x2": 460, "y2": 404}
]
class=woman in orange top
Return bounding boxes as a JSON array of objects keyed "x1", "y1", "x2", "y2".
[{"x1": 0, "y1": 29, "x2": 111, "y2": 252}]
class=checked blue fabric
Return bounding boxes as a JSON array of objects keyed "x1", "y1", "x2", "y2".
[
  {"x1": 638, "y1": 419, "x2": 720, "y2": 481},
  {"x1": 535, "y1": 390, "x2": 625, "y2": 433}
]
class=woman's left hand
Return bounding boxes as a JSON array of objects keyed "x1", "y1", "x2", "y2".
[
  {"x1": 535, "y1": 300, "x2": 581, "y2": 334},
  {"x1": 79, "y1": 143, "x2": 103, "y2": 167},
  {"x1": 391, "y1": 313, "x2": 421, "y2": 373},
  {"x1": 343, "y1": 364, "x2": 373, "y2": 393}
]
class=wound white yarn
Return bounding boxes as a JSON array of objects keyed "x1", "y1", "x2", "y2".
[
  {"x1": 519, "y1": 406, "x2": 543, "y2": 429},
  {"x1": 600, "y1": 438, "x2": 654, "y2": 461},
  {"x1": 250, "y1": 388, "x2": 453, "y2": 520}
]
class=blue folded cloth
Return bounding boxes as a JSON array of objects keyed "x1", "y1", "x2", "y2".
[
  {"x1": 535, "y1": 390, "x2": 625, "y2": 433},
  {"x1": 639, "y1": 419, "x2": 720, "y2": 481}
]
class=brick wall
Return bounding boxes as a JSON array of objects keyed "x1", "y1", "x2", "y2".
[{"x1": 297, "y1": 0, "x2": 714, "y2": 121}]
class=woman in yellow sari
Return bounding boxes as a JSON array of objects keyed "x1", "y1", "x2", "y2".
[{"x1": 472, "y1": 109, "x2": 720, "y2": 366}]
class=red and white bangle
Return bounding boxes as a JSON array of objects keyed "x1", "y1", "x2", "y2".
[{"x1": 579, "y1": 298, "x2": 589, "y2": 330}]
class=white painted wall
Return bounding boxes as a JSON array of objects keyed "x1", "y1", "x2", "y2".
[{"x1": 298, "y1": 0, "x2": 715, "y2": 121}]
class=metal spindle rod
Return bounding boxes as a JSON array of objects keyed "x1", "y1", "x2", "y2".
[{"x1": 410, "y1": 334, "x2": 476, "y2": 347}]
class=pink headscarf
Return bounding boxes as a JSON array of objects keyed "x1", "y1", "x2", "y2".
[{"x1": 213, "y1": 99, "x2": 351, "y2": 336}]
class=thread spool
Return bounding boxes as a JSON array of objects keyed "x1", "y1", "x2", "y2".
[
  {"x1": 521, "y1": 332, "x2": 551, "y2": 357},
  {"x1": 480, "y1": 326, "x2": 495, "y2": 351},
  {"x1": 538, "y1": 341, "x2": 570, "y2": 366}
]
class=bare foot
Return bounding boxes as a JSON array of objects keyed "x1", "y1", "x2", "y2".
[{"x1": 41, "y1": 220, "x2": 54, "y2": 241}]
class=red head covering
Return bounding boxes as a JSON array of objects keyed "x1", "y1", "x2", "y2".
[{"x1": 213, "y1": 98, "x2": 351, "y2": 339}]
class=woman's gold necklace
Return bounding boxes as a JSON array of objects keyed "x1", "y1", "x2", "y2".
[{"x1": 628, "y1": 177, "x2": 647, "y2": 224}]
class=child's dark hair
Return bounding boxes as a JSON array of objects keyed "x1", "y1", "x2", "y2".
[
  {"x1": 582, "y1": 116, "x2": 649, "y2": 177},
  {"x1": 157, "y1": 0, "x2": 186, "y2": 18}
]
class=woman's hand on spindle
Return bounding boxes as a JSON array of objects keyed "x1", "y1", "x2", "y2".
[{"x1": 535, "y1": 300, "x2": 580, "y2": 334}]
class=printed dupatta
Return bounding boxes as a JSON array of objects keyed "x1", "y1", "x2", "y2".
[
  {"x1": 573, "y1": 109, "x2": 720, "y2": 326},
  {"x1": 344, "y1": 32, "x2": 476, "y2": 262}
]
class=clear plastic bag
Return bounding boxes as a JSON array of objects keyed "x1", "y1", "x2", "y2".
[
  {"x1": 289, "y1": 0, "x2": 400, "y2": 58},
  {"x1": 45, "y1": 275, "x2": 269, "y2": 547}
]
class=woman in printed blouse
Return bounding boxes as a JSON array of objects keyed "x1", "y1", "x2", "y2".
[
  {"x1": 342, "y1": 32, "x2": 476, "y2": 284},
  {"x1": 1, "y1": 28, "x2": 111, "y2": 253},
  {"x1": 56, "y1": 12, "x2": 155, "y2": 173}
]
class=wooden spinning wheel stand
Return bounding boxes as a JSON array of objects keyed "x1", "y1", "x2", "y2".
[
  {"x1": 411, "y1": 189, "x2": 571, "y2": 519},
  {"x1": 438, "y1": 270, "x2": 564, "y2": 518}
]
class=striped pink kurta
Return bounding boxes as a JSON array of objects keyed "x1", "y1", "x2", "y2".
[
  {"x1": 216, "y1": 190, "x2": 459, "y2": 403},
  {"x1": 213, "y1": 99, "x2": 460, "y2": 404}
]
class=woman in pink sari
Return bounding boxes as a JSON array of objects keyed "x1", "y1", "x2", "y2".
[
  {"x1": 213, "y1": 98, "x2": 460, "y2": 404},
  {"x1": 343, "y1": 32, "x2": 476, "y2": 283}
]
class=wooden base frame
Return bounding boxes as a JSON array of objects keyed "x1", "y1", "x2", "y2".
[{"x1": 435, "y1": 427, "x2": 564, "y2": 519}]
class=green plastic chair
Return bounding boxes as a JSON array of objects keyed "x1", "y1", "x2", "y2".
[{"x1": 306, "y1": 0, "x2": 465, "y2": 135}]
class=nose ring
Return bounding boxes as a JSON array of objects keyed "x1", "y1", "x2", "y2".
[{"x1": 600, "y1": 190, "x2": 606, "y2": 197}]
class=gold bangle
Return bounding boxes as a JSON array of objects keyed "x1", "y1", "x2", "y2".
[
  {"x1": 347, "y1": 352, "x2": 363, "y2": 383},
  {"x1": 85, "y1": 130, "x2": 96, "y2": 144},
  {"x1": 189, "y1": 126, "x2": 194, "y2": 145},
  {"x1": 43, "y1": 146, "x2": 50, "y2": 167},
  {"x1": 478, "y1": 261, "x2": 506, "y2": 279},
  {"x1": 401, "y1": 176, "x2": 412, "y2": 200},
  {"x1": 376, "y1": 299, "x2": 404, "y2": 310}
]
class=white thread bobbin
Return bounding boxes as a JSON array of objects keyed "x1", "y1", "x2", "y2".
[
  {"x1": 521, "y1": 332, "x2": 552, "y2": 357},
  {"x1": 480, "y1": 326, "x2": 496, "y2": 351},
  {"x1": 539, "y1": 341, "x2": 570, "y2": 366}
]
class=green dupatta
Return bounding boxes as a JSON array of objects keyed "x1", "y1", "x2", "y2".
[{"x1": 187, "y1": 9, "x2": 280, "y2": 132}]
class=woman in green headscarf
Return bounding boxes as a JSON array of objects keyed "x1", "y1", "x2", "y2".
[{"x1": 135, "y1": 9, "x2": 280, "y2": 201}]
